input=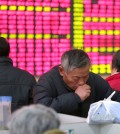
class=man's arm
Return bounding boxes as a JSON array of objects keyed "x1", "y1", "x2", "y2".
[
  {"x1": 33, "y1": 77, "x2": 82, "y2": 114},
  {"x1": 95, "y1": 75, "x2": 120, "y2": 102}
]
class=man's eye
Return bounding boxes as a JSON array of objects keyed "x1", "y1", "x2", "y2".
[{"x1": 73, "y1": 77, "x2": 79, "y2": 80}]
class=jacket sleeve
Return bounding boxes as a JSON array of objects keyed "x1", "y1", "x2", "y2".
[
  {"x1": 33, "y1": 77, "x2": 82, "y2": 114},
  {"x1": 94, "y1": 74, "x2": 117, "y2": 101},
  {"x1": 96, "y1": 76, "x2": 120, "y2": 102}
]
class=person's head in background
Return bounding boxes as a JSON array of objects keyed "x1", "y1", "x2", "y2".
[
  {"x1": 0, "y1": 37, "x2": 10, "y2": 57},
  {"x1": 8, "y1": 104, "x2": 60, "y2": 134},
  {"x1": 59, "y1": 49, "x2": 91, "y2": 90},
  {"x1": 111, "y1": 50, "x2": 120, "y2": 75}
]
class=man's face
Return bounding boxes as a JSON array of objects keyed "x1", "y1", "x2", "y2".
[{"x1": 59, "y1": 64, "x2": 90, "y2": 91}]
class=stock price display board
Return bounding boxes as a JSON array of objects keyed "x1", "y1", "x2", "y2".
[
  {"x1": 0, "y1": 0, "x2": 119, "y2": 75},
  {"x1": 73, "y1": 0, "x2": 120, "y2": 74}
]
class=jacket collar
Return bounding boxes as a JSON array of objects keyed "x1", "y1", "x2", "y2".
[{"x1": 0, "y1": 57, "x2": 13, "y2": 66}]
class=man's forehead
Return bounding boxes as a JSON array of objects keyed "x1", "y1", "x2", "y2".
[{"x1": 67, "y1": 67, "x2": 90, "y2": 76}]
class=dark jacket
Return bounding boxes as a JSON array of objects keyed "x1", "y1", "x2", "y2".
[
  {"x1": 33, "y1": 66, "x2": 120, "y2": 117},
  {"x1": 0, "y1": 57, "x2": 36, "y2": 112},
  {"x1": 106, "y1": 73, "x2": 120, "y2": 91}
]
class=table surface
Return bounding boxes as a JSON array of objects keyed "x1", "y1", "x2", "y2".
[
  {"x1": 59, "y1": 113, "x2": 120, "y2": 134},
  {"x1": 0, "y1": 114, "x2": 120, "y2": 134}
]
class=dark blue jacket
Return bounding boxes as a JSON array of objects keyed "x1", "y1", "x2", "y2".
[{"x1": 0, "y1": 57, "x2": 36, "y2": 112}]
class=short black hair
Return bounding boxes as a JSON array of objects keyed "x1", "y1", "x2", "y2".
[
  {"x1": 112, "y1": 50, "x2": 120, "y2": 72},
  {"x1": 0, "y1": 37, "x2": 10, "y2": 56}
]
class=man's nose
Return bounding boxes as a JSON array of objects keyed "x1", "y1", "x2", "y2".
[{"x1": 78, "y1": 79, "x2": 85, "y2": 86}]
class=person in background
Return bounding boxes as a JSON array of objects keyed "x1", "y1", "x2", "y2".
[
  {"x1": 33, "y1": 49, "x2": 120, "y2": 118},
  {"x1": 8, "y1": 104, "x2": 60, "y2": 134},
  {"x1": 106, "y1": 50, "x2": 120, "y2": 91},
  {"x1": 0, "y1": 37, "x2": 36, "y2": 112}
]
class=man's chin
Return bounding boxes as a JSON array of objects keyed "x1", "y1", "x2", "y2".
[{"x1": 72, "y1": 88, "x2": 76, "y2": 91}]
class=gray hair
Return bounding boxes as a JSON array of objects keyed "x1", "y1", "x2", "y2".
[
  {"x1": 8, "y1": 104, "x2": 60, "y2": 134},
  {"x1": 61, "y1": 49, "x2": 91, "y2": 72}
]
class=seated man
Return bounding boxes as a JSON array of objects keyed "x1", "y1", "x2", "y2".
[
  {"x1": 33, "y1": 49, "x2": 120, "y2": 117},
  {"x1": 0, "y1": 37, "x2": 36, "y2": 112},
  {"x1": 106, "y1": 50, "x2": 120, "y2": 91},
  {"x1": 8, "y1": 104, "x2": 60, "y2": 134}
]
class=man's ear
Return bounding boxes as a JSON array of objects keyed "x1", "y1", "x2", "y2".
[{"x1": 58, "y1": 65, "x2": 65, "y2": 76}]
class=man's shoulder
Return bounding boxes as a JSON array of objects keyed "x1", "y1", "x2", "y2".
[
  {"x1": 38, "y1": 65, "x2": 60, "y2": 84},
  {"x1": 89, "y1": 72, "x2": 103, "y2": 81},
  {"x1": 41, "y1": 65, "x2": 59, "y2": 78},
  {"x1": 11, "y1": 66, "x2": 34, "y2": 79},
  {"x1": 89, "y1": 72, "x2": 101, "y2": 77}
]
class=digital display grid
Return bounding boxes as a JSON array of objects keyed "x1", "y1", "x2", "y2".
[
  {"x1": 73, "y1": 0, "x2": 120, "y2": 74},
  {"x1": 0, "y1": 0, "x2": 71, "y2": 75},
  {"x1": 0, "y1": 0, "x2": 120, "y2": 76}
]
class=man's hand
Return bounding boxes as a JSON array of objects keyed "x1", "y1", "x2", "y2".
[{"x1": 75, "y1": 84, "x2": 91, "y2": 101}]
